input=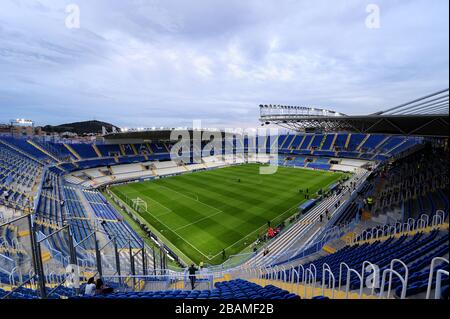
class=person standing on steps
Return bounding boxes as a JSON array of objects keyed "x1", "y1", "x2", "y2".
[{"x1": 188, "y1": 264, "x2": 198, "y2": 290}]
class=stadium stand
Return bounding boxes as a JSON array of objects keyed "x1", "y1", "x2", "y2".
[
  {"x1": 68, "y1": 143, "x2": 99, "y2": 159},
  {"x1": 0, "y1": 131, "x2": 447, "y2": 300},
  {"x1": 71, "y1": 279, "x2": 300, "y2": 300}
]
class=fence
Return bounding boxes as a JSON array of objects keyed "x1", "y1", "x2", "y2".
[
  {"x1": 0, "y1": 210, "x2": 164, "y2": 299},
  {"x1": 0, "y1": 214, "x2": 35, "y2": 288}
]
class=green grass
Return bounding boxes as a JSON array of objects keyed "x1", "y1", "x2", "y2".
[{"x1": 109, "y1": 164, "x2": 343, "y2": 265}]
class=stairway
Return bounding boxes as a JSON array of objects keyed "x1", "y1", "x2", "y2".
[
  {"x1": 386, "y1": 139, "x2": 408, "y2": 154},
  {"x1": 286, "y1": 134, "x2": 297, "y2": 150},
  {"x1": 0, "y1": 140, "x2": 44, "y2": 165},
  {"x1": 64, "y1": 144, "x2": 81, "y2": 160},
  {"x1": 374, "y1": 136, "x2": 390, "y2": 152},
  {"x1": 344, "y1": 134, "x2": 352, "y2": 149},
  {"x1": 119, "y1": 145, "x2": 126, "y2": 156},
  {"x1": 330, "y1": 134, "x2": 338, "y2": 150},
  {"x1": 131, "y1": 144, "x2": 139, "y2": 155},
  {"x1": 75, "y1": 189, "x2": 111, "y2": 249},
  {"x1": 319, "y1": 134, "x2": 328, "y2": 150},
  {"x1": 356, "y1": 134, "x2": 370, "y2": 151},
  {"x1": 306, "y1": 135, "x2": 314, "y2": 150},
  {"x1": 279, "y1": 135, "x2": 290, "y2": 149},
  {"x1": 92, "y1": 145, "x2": 102, "y2": 158},
  {"x1": 296, "y1": 135, "x2": 306, "y2": 150},
  {"x1": 270, "y1": 135, "x2": 280, "y2": 150},
  {"x1": 27, "y1": 140, "x2": 61, "y2": 163}
]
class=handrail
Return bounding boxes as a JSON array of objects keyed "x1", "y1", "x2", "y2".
[
  {"x1": 436, "y1": 210, "x2": 446, "y2": 222},
  {"x1": 265, "y1": 266, "x2": 272, "y2": 286},
  {"x1": 9, "y1": 266, "x2": 18, "y2": 286},
  {"x1": 361, "y1": 260, "x2": 379, "y2": 296},
  {"x1": 322, "y1": 263, "x2": 335, "y2": 299},
  {"x1": 345, "y1": 267, "x2": 363, "y2": 299},
  {"x1": 431, "y1": 214, "x2": 443, "y2": 227},
  {"x1": 379, "y1": 269, "x2": 405, "y2": 299},
  {"x1": 0, "y1": 253, "x2": 15, "y2": 274},
  {"x1": 296, "y1": 264, "x2": 305, "y2": 286},
  {"x1": 304, "y1": 268, "x2": 316, "y2": 299},
  {"x1": 420, "y1": 213, "x2": 429, "y2": 226},
  {"x1": 280, "y1": 266, "x2": 287, "y2": 290},
  {"x1": 289, "y1": 265, "x2": 297, "y2": 285},
  {"x1": 338, "y1": 262, "x2": 350, "y2": 291},
  {"x1": 426, "y1": 257, "x2": 449, "y2": 299},
  {"x1": 379, "y1": 259, "x2": 408, "y2": 299},
  {"x1": 272, "y1": 265, "x2": 279, "y2": 282},
  {"x1": 435, "y1": 270, "x2": 449, "y2": 300},
  {"x1": 0, "y1": 213, "x2": 32, "y2": 228},
  {"x1": 351, "y1": 211, "x2": 448, "y2": 245},
  {"x1": 1, "y1": 274, "x2": 37, "y2": 299}
]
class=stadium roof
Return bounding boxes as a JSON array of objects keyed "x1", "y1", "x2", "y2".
[{"x1": 259, "y1": 89, "x2": 449, "y2": 137}]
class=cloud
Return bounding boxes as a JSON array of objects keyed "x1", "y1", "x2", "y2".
[{"x1": 0, "y1": 0, "x2": 448, "y2": 128}]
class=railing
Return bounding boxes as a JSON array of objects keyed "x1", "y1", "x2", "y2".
[
  {"x1": 101, "y1": 273, "x2": 214, "y2": 292},
  {"x1": 0, "y1": 254, "x2": 16, "y2": 279},
  {"x1": 233, "y1": 256, "x2": 425, "y2": 299},
  {"x1": 379, "y1": 259, "x2": 408, "y2": 299},
  {"x1": 434, "y1": 270, "x2": 449, "y2": 299},
  {"x1": 0, "y1": 214, "x2": 35, "y2": 290},
  {"x1": 426, "y1": 257, "x2": 449, "y2": 299},
  {"x1": 3, "y1": 247, "x2": 448, "y2": 300},
  {"x1": 322, "y1": 263, "x2": 335, "y2": 299},
  {"x1": 349, "y1": 210, "x2": 448, "y2": 245}
]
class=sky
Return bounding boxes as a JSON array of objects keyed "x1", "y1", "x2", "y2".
[{"x1": 0, "y1": 0, "x2": 448, "y2": 129}]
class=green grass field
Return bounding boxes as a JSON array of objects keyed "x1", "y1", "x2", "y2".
[{"x1": 109, "y1": 164, "x2": 344, "y2": 265}]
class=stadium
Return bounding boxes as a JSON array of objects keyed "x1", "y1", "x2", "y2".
[
  {"x1": 0, "y1": 0, "x2": 448, "y2": 311},
  {"x1": 0, "y1": 88, "x2": 448, "y2": 301}
]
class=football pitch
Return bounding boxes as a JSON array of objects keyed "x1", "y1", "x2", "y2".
[{"x1": 110, "y1": 164, "x2": 344, "y2": 265}]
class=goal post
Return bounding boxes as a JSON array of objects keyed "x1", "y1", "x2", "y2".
[{"x1": 131, "y1": 197, "x2": 148, "y2": 212}]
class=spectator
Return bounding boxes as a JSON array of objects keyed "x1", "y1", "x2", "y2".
[
  {"x1": 95, "y1": 278, "x2": 113, "y2": 295},
  {"x1": 84, "y1": 277, "x2": 96, "y2": 296},
  {"x1": 188, "y1": 264, "x2": 198, "y2": 290}
]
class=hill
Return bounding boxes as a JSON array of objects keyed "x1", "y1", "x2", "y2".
[{"x1": 42, "y1": 120, "x2": 119, "y2": 135}]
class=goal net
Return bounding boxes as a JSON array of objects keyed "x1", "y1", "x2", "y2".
[{"x1": 131, "y1": 197, "x2": 147, "y2": 212}]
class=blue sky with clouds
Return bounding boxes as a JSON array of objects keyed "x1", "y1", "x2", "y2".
[{"x1": 0, "y1": 0, "x2": 448, "y2": 128}]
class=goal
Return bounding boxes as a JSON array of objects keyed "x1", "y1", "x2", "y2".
[{"x1": 131, "y1": 197, "x2": 148, "y2": 212}]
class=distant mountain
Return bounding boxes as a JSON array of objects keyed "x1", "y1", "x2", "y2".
[{"x1": 42, "y1": 120, "x2": 119, "y2": 135}]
